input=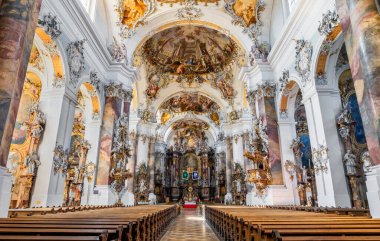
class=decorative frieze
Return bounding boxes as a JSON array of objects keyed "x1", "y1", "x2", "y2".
[
  {"x1": 105, "y1": 82, "x2": 132, "y2": 101},
  {"x1": 67, "y1": 40, "x2": 86, "y2": 87},
  {"x1": 38, "y1": 13, "x2": 62, "y2": 39},
  {"x1": 257, "y1": 82, "x2": 276, "y2": 98}
]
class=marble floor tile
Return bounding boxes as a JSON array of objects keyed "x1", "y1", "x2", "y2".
[{"x1": 161, "y1": 208, "x2": 220, "y2": 241}]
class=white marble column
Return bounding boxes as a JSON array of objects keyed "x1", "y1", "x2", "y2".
[
  {"x1": 126, "y1": 134, "x2": 137, "y2": 192},
  {"x1": 303, "y1": 90, "x2": 351, "y2": 207},
  {"x1": 31, "y1": 89, "x2": 76, "y2": 207},
  {"x1": 81, "y1": 119, "x2": 101, "y2": 205},
  {"x1": 225, "y1": 137, "x2": 233, "y2": 203},
  {"x1": 365, "y1": 165, "x2": 380, "y2": 218},
  {"x1": 148, "y1": 137, "x2": 156, "y2": 202},
  {"x1": 0, "y1": 167, "x2": 12, "y2": 217},
  {"x1": 278, "y1": 119, "x2": 300, "y2": 205},
  {"x1": 232, "y1": 133, "x2": 245, "y2": 169},
  {"x1": 136, "y1": 134, "x2": 150, "y2": 168}
]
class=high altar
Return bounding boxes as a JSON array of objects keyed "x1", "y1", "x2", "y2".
[{"x1": 157, "y1": 123, "x2": 218, "y2": 203}]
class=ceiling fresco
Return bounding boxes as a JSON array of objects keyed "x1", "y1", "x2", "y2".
[
  {"x1": 159, "y1": 92, "x2": 221, "y2": 126},
  {"x1": 142, "y1": 26, "x2": 239, "y2": 76},
  {"x1": 157, "y1": 0, "x2": 219, "y2": 5},
  {"x1": 120, "y1": 0, "x2": 147, "y2": 29},
  {"x1": 172, "y1": 119, "x2": 210, "y2": 130},
  {"x1": 115, "y1": 0, "x2": 155, "y2": 38},
  {"x1": 160, "y1": 92, "x2": 220, "y2": 114},
  {"x1": 232, "y1": 0, "x2": 258, "y2": 27},
  {"x1": 140, "y1": 26, "x2": 240, "y2": 102},
  {"x1": 224, "y1": 0, "x2": 265, "y2": 40}
]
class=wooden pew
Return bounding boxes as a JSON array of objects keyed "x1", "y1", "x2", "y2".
[
  {"x1": 205, "y1": 206, "x2": 380, "y2": 241},
  {"x1": 1, "y1": 205, "x2": 179, "y2": 241}
]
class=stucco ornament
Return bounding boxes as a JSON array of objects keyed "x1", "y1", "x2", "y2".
[
  {"x1": 115, "y1": 0, "x2": 156, "y2": 39},
  {"x1": 318, "y1": 10, "x2": 340, "y2": 36},
  {"x1": 224, "y1": 0, "x2": 265, "y2": 41},
  {"x1": 89, "y1": 71, "x2": 102, "y2": 92},
  {"x1": 176, "y1": 0, "x2": 203, "y2": 21},
  {"x1": 294, "y1": 40, "x2": 313, "y2": 86},
  {"x1": 53, "y1": 144, "x2": 69, "y2": 175},
  {"x1": 278, "y1": 69, "x2": 290, "y2": 92},
  {"x1": 109, "y1": 36, "x2": 127, "y2": 63},
  {"x1": 67, "y1": 40, "x2": 86, "y2": 87},
  {"x1": 38, "y1": 13, "x2": 62, "y2": 39}
]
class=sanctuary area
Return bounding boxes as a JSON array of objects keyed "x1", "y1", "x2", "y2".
[{"x1": 0, "y1": 0, "x2": 380, "y2": 240}]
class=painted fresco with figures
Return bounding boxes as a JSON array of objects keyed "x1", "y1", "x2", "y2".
[{"x1": 0, "y1": 0, "x2": 380, "y2": 239}]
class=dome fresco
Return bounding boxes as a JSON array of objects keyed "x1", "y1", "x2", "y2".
[{"x1": 142, "y1": 25, "x2": 240, "y2": 76}]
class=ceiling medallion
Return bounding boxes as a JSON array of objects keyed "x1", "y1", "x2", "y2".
[
  {"x1": 115, "y1": 0, "x2": 156, "y2": 39},
  {"x1": 176, "y1": 0, "x2": 203, "y2": 21},
  {"x1": 224, "y1": 0, "x2": 266, "y2": 40}
]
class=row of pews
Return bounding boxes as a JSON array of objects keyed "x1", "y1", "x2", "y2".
[
  {"x1": 206, "y1": 206, "x2": 380, "y2": 241},
  {"x1": 0, "y1": 205, "x2": 179, "y2": 241},
  {"x1": 266, "y1": 205, "x2": 371, "y2": 217},
  {"x1": 8, "y1": 205, "x2": 124, "y2": 218}
]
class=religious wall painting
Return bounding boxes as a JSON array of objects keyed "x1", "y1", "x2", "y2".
[
  {"x1": 213, "y1": 73, "x2": 236, "y2": 100},
  {"x1": 264, "y1": 98, "x2": 283, "y2": 185},
  {"x1": 96, "y1": 98, "x2": 122, "y2": 185},
  {"x1": 145, "y1": 72, "x2": 170, "y2": 100}
]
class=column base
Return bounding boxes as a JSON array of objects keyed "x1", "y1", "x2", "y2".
[
  {"x1": 148, "y1": 193, "x2": 157, "y2": 205},
  {"x1": 91, "y1": 185, "x2": 117, "y2": 205},
  {"x1": 121, "y1": 191, "x2": 135, "y2": 206},
  {"x1": 366, "y1": 165, "x2": 380, "y2": 218},
  {"x1": 224, "y1": 193, "x2": 232, "y2": 205},
  {"x1": 246, "y1": 191, "x2": 271, "y2": 206},
  {"x1": 0, "y1": 167, "x2": 12, "y2": 218},
  {"x1": 246, "y1": 186, "x2": 297, "y2": 206}
]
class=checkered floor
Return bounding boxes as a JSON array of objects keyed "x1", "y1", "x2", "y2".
[{"x1": 161, "y1": 208, "x2": 219, "y2": 241}]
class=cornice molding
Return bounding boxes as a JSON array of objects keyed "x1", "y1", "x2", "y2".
[{"x1": 44, "y1": 0, "x2": 138, "y2": 87}]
